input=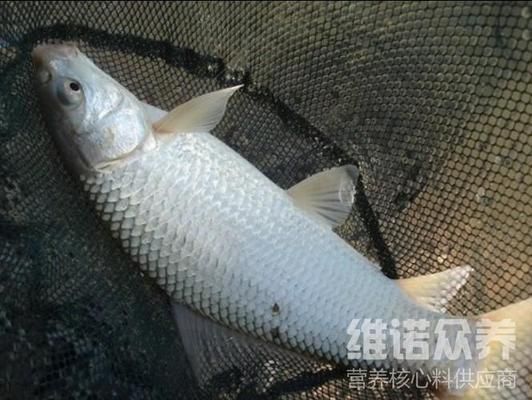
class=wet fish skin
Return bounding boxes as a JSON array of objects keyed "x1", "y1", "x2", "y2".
[{"x1": 82, "y1": 129, "x2": 450, "y2": 371}]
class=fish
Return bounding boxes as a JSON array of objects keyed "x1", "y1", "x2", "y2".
[{"x1": 31, "y1": 43, "x2": 531, "y2": 400}]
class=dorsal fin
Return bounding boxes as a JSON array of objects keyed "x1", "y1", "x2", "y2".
[
  {"x1": 153, "y1": 85, "x2": 243, "y2": 134},
  {"x1": 287, "y1": 165, "x2": 358, "y2": 229}
]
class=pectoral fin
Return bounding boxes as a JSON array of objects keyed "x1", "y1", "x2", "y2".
[
  {"x1": 153, "y1": 85, "x2": 243, "y2": 134},
  {"x1": 142, "y1": 101, "x2": 167, "y2": 123},
  {"x1": 397, "y1": 265, "x2": 473, "y2": 313},
  {"x1": 287, "y1": 165, "x2": 359, "y2": 229}
]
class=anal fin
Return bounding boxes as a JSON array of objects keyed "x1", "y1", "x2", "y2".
[
  {"x1": 287, "y1": 165, "x2": 359, "y2": 229},
  {"x1": 397, "y1": 265, "x2": 473, "y2": 313}
]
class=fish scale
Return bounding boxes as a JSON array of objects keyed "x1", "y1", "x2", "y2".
[{"x1": 80, "y1": 130, "x2": 448, "y2": 372}]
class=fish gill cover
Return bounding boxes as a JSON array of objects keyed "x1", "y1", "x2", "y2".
[{"x1": 0, "y1": 2, "x2": 531, "y2": 399}]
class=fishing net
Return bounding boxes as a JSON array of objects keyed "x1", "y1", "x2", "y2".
[{"x1": 0, "y1": 1, "x2": 530, "y2": 399}]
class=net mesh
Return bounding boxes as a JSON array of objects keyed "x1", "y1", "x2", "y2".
[{"x1": 0, "y1": 1, "x2": 530, "y2": 399}]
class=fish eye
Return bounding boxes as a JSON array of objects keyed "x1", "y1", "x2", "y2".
[
  {"x1": 57, "y1": 78, "x2": 84, "y2": 107},
  {"x1": 69, "y1": 81, "x2": 80, "y2": 91}
]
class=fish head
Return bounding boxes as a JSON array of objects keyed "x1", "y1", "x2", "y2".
[{"x1": 31, "y1": 43, "x2": 152, "y2": 174}]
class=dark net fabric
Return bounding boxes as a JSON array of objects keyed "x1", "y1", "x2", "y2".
[{"x1": 0, "y1": 2, "x2": 530, "y2": 399}]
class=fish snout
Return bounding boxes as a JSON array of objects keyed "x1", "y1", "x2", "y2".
[
  {"x1": 31, "y1": 43, "x2": 79, "y2": 68},
  {"x1": 31, "y1": 43, "x2": 80, "y2": 85}
]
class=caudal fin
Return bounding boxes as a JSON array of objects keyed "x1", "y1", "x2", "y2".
[{"x1": 437, "y1": 298, "x2": 532, "y2": 400}]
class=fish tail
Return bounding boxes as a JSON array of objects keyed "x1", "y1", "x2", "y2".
[{"x1": 435, "y1": 298, "x2": 532, "y2": 400}]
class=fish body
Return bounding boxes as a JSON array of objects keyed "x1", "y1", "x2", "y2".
[
  {"x1": 31, "y1": 44, "x2": 532, "y2": 399},
  {"x1": 82, "y1": 129, "x2": 441, "y2": 369}
]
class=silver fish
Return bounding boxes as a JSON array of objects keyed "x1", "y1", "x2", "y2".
[{"x1": 32, "y1": 44, "x2": 531, "y2": 400}]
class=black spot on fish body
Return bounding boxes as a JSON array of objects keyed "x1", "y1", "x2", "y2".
[{"x1": 271, "y1": 327, "x2": 280, "y2": 340}]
